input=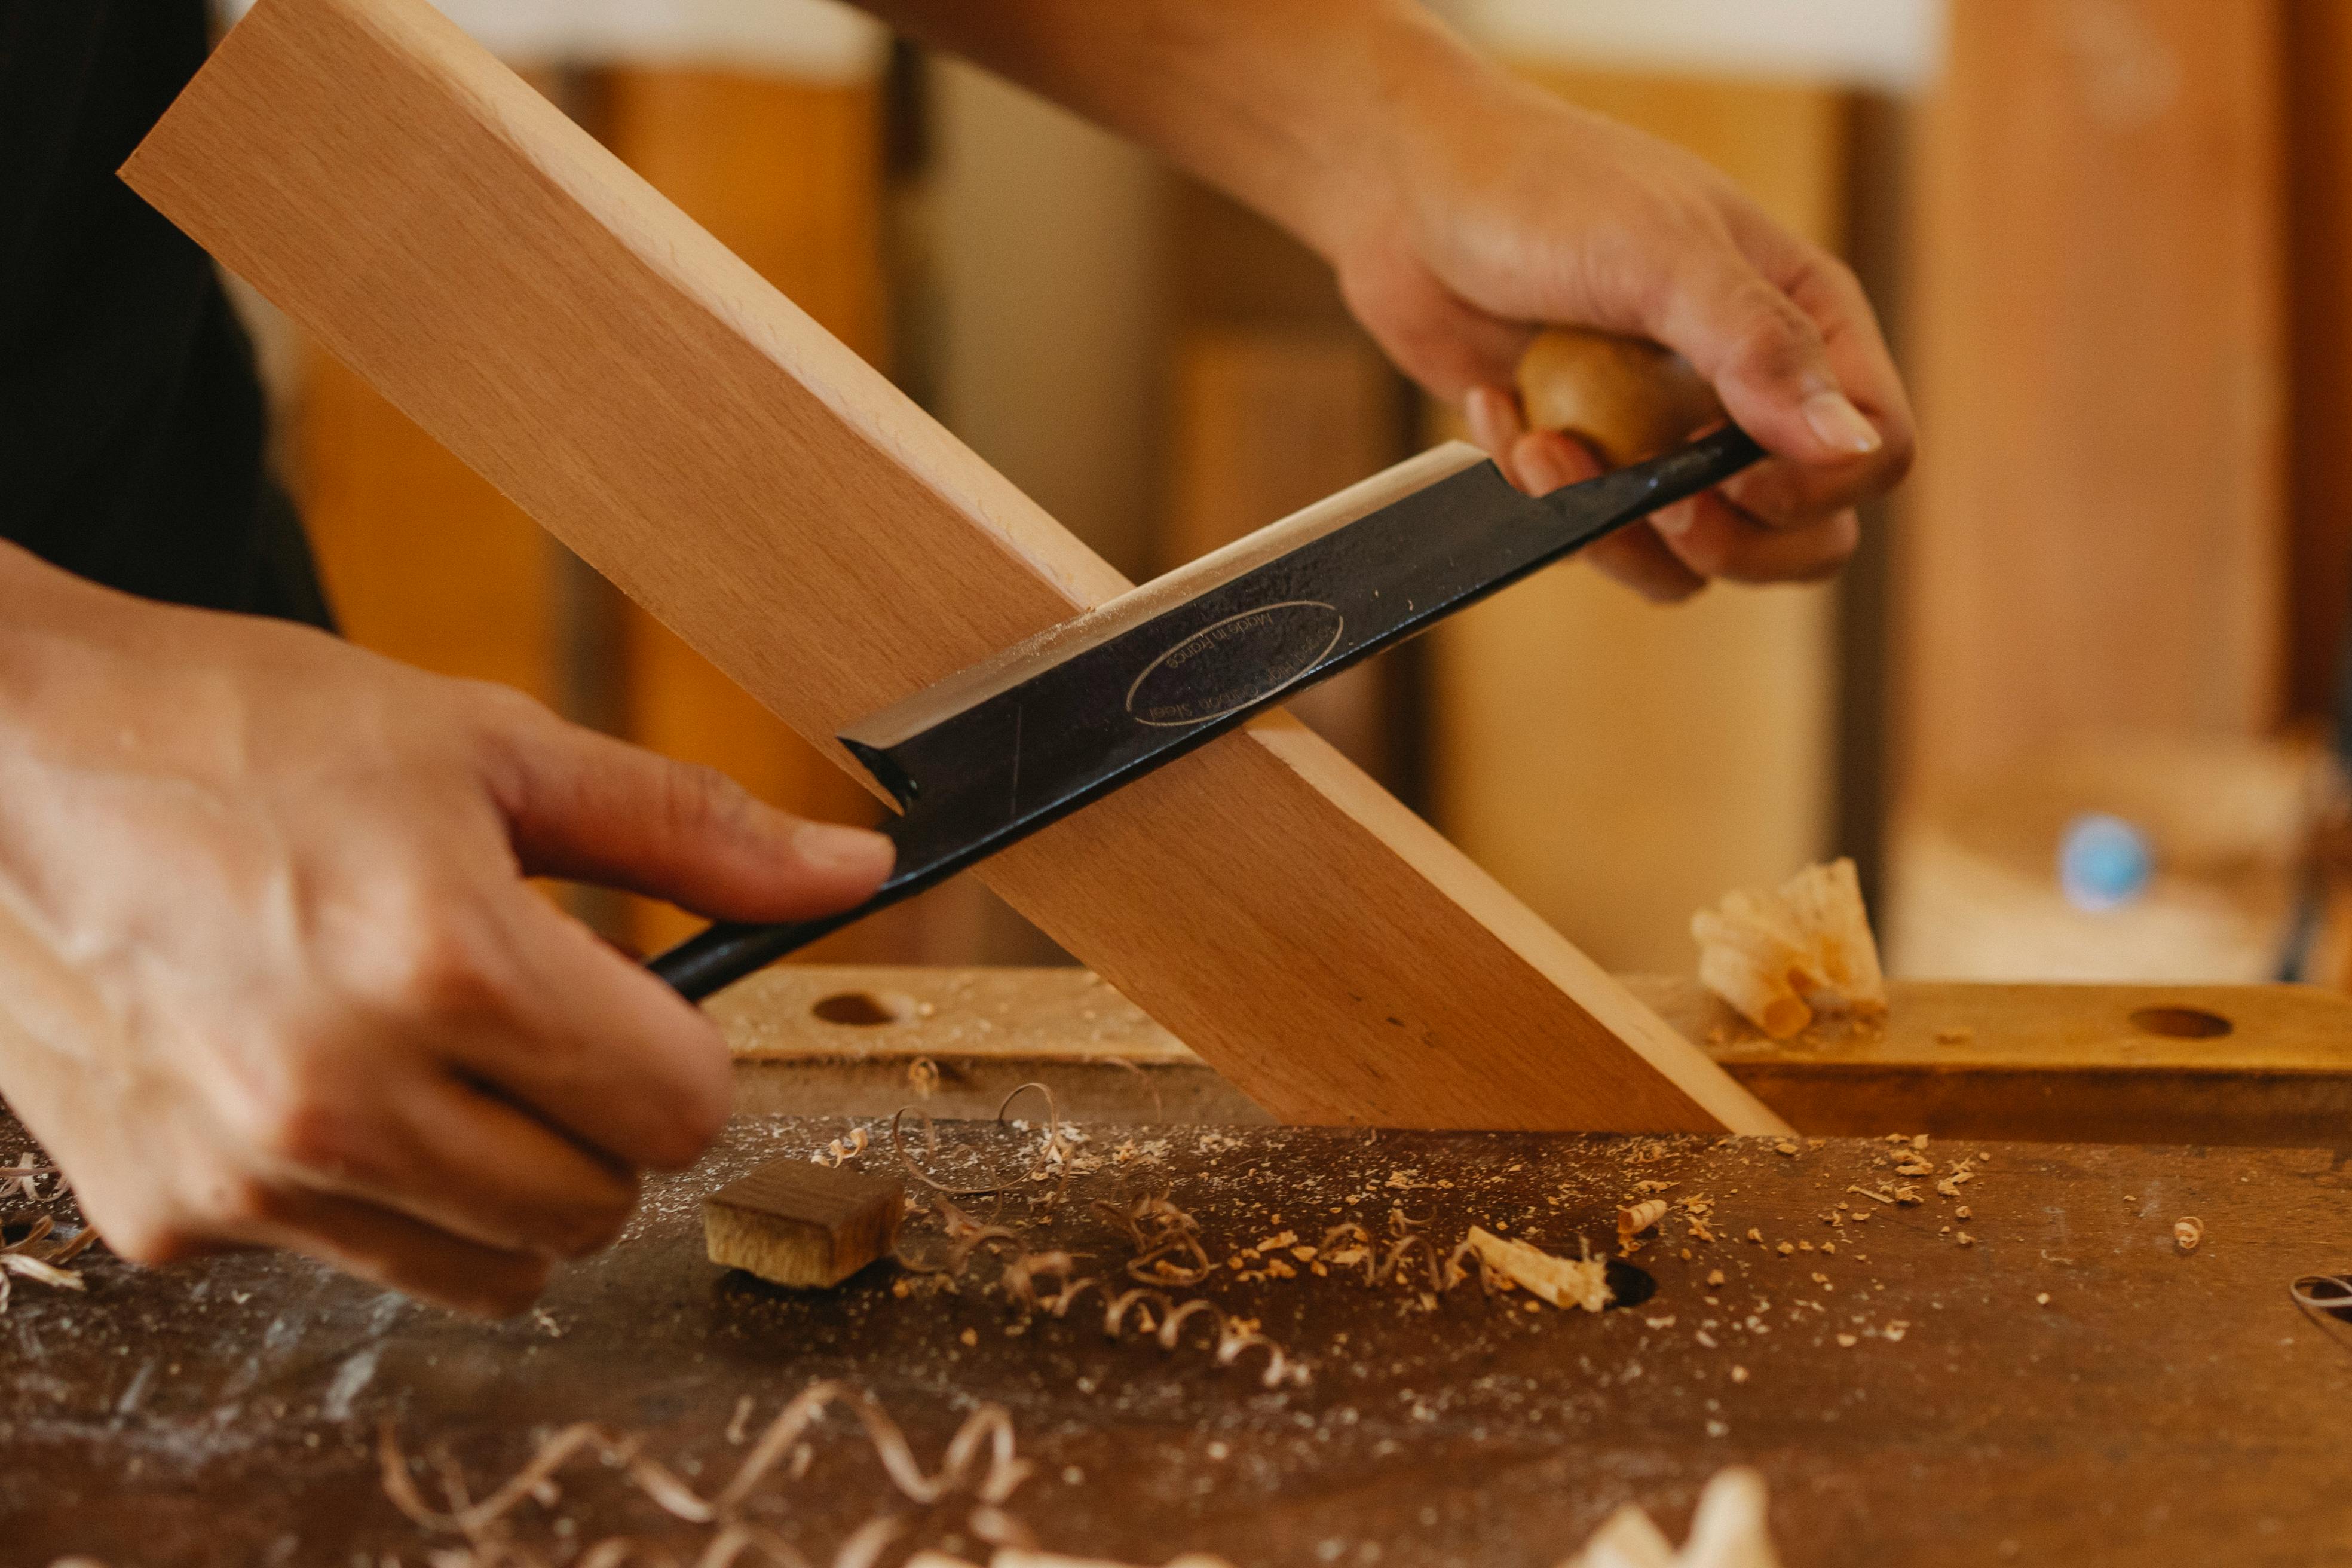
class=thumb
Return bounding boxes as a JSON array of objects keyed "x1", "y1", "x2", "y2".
[
  {"x1": 478, "y1": 706, "x2": 893, "y2": 921},
  {"x1": 1652, "y1": 247, "x2": 1883, "y2": 468}
]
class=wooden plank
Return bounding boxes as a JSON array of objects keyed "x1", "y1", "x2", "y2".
[
  {"x1": 593, "y1": 66, "x2": 891, "y2": 954},
  {"x1": 712, "y1": 964, "x2": 2352, "y2": 1147},
  {"x1": 2284, "y1": 0, "x2": 2352, "y2": 719},
  {"x1": 122, "y1": 0, "x2": 1778, "y2": 1135},
  {"x1": 1428, "y1": 66, "x2": 1848, "y2": 973},
  {"x1": 1900, "y1": 0, "x2": 2286, "y2": 790},
  {"x1": 703, "y1": 1156, "x2": 903, "y2": 1288}
]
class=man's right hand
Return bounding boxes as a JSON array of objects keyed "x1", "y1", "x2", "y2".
[{"x1": 0, "y1": 543, "x2": 892, "y2": 1315}]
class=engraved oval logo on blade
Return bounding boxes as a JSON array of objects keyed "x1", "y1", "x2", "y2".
[{"x1": 1125, "y1": 601, "x2": 1345, "y2": 728}]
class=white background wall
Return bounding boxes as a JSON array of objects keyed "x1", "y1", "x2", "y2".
[
  {"x1": 1440, "y1": 0, "x2": 1944, "y2": 90},
  {"x1": 218, "y1": 0, "x2": 885, "y2": 78}
]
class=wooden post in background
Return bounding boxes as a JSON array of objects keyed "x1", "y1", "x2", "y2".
[
  {"x1": 1897, "y1": 0, "x2": 2285, "y2": 789},
  {"x1": 1884, "y1": 1, "x2": 2289, "y2": 978},
  {"x1": 1428, "y1": 69, "x2": 1852, "y2": 972},
  {"x1": 292, "y1": 66, "x2": 568, "y2": 713},
  {"x1": 2284, "y1": 0, "x2": 2352, "y2": 722}
]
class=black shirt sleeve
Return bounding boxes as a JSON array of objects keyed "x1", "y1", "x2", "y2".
[{"x1": 0, "y1": 0, "x2": 332, "y2": 627}]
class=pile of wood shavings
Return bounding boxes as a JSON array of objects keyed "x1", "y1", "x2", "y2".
[
  {"x1": 382, "y1": 1379, "x2": 1038, "y2": 1568},
  {"x1": 1, "y1": 1154, "x2": 99, "y2": 1310},
  {"x1": 1318, "y1": 1206, "x2": 1612, "y2": 1314},
  {"x1": 1691, "y1": 858, "x2": 1886, "y2": 1039},
  {"x1": 886, "y1": 1088, "x2": 1303, "y2": 1389}
]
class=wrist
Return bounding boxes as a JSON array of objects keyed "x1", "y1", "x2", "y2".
[{"x1": 1288, "y1": 9, "x2": 1523, "y2": 285}]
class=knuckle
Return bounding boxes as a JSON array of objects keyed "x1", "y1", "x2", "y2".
[
  {"x1": 221, "y1": 1028, "x2": 371, "y2": 1174},
  {"x1": 375, "y1": 912, "x2": 506, "y2": 1027},
  {"x1": 1732, "y1": 288, "x2": 1825, "y2": 376},
  {"x1": 199, "y1": 1169, "x2": 290, "y2": 1231},
  {"x1": 657, "y1": 760, "x2": 754, "y2": 845},
  {"x1": 463, "y1": 678, "x2": 555, "y2": 736}
]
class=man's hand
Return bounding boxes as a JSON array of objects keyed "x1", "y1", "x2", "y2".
[
  {"x1": 0, "y1": 546, "x2": 890, "y2": 1315},
  {"x1": 850, "y1": 0, "x2": 1912, "y2": 603},
  {"x1": 1327, "y1": 62, "x2": 1912, "y2": 603}
]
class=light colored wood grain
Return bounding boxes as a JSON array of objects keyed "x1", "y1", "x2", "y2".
[
  {"x1": 1431, "y1": 66, "x2": 1847, "y2": 973},
  {"x1": 702, "y1": 1156, "x2": 902, "y2": 1288},
  {"x1": 719, "y1": 964, "x2": 2352, "y2": 1147},
  {"x1": 126, "y1": 0, "x2": 1781, "y2": 1134},
  {"x1": 596, "y1": 66, "x2": 888, "y2": 954},
  {"x1": 1900, "y1": 0, "x2": 2286, "y2": 791}
]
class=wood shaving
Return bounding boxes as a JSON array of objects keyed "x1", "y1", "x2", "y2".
[
  {"x1": 814, "y1": 1126, "x2": 872, "y2": 1167},
  {"x1": 2174, "y1": 1217, "x2": 2204, "y2": 1254},
  {"x1": 1690, "y1": 857, "x2": 1886, "y2": 1039},
  {"x1": 892, "y1": 1084, "x2": 1077, "y2": 1199},
  {"x1": 1566, "y1": 1465, "x2": 1781, "y2": 1567},
  {"x1": 1, "y1": 1186, "x2": 100, "y2": 1312},
  {"x1": 896, "y1": 1187, "x2": 1303, "y2": 1389},
  {"x1": 1463, "y1": 1227, "x2": 1610, "y2": 1313},
  {"x1": 382, "y1": 1380, "x2": 1032, "y2": 1565},
  {"x1": 908, "y1": 1058, "x2": 943, "y2": 1099},
  {"x1": 1616, "y1": 1199, "x2": 1670, "y2": 1253}
]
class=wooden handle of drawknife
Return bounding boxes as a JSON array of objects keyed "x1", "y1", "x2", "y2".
[{"x1": 1514, "y1": 327, "x2": 1726, "y2": 468}]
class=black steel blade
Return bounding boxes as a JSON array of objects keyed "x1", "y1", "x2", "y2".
[{"x1": 650, "y1": 427, "x2": 1763, "y2": 998}]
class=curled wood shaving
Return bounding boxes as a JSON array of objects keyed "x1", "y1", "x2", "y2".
[
  {"x1": 2292, "y1": 1273, "x2": 2352, "y2": 1331},
  {"x1": 892, "y1": 1085, "x2": 1073, "y2": 1200},
  {"x1": 1465, "y1": 1227, "x2": 1610, "y2": 1313},
  {"x1": 382, "y1": 1380, "x2": 1033, "y2": 1565},
  {"x1": 0, "y1": 1157, "x2": 56, "y2": 1203},
  {"x1": 996, "y1": 1250, "x2": 1300, "y2": 1388},
  {"x1": 814, "y1": 1127, "x2": 872, "y2": 1168},
  {"x1": 1, "y1": 1184, "x2": 100, "y2": 1312},
  {"x1": 1617, "y1": 1200, "x2": 1670, "y2": 1254},
  {"x1": 2173, "y1": 1217, "x2": 2204, "y2": 1254},
  {"x1": 908, "y1": 1058, "x2": 943, "y2": 1099},
  {"x1": 1091, "y1": 1194, "x2": 1211, "y2": 1286},
  {"x1": 894, "y1": 1186, "x2": 1303, "y2": 1388}
]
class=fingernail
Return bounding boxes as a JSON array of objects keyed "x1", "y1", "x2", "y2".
[
  {"x1": 1653, "y1": 500, "x2": 1698, "y2": 538},
  {"x1": 794, "y1": 820, "x2": 895, "y2": 880},
  {"x1": 1802, "y1": 390, "x2": 1882, "y2": 456}
]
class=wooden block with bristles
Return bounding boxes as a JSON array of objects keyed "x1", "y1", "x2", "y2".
[{"x1": 703, "y1": 1159, "x2": 904, "y2": 1288}]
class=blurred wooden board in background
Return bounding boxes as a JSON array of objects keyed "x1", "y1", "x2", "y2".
[{"x1": 1900, "y1": 0, "x2": 2286, "y2": 789}]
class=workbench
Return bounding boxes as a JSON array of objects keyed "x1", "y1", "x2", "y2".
[{"x1": 7, "y1": 968, "x2": 2352, "y2": 1566}]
